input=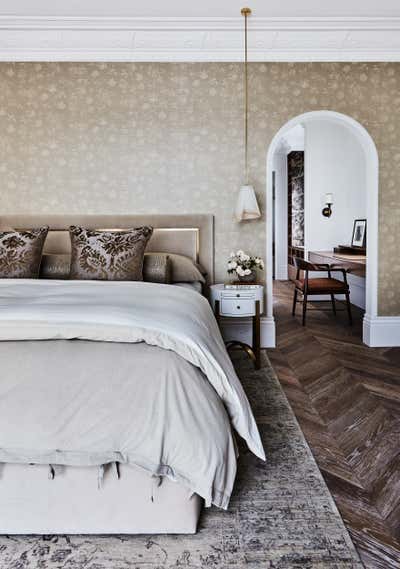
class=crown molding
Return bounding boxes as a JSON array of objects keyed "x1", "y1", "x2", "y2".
[
  {"x1": 2, "y1": 16, "x2": 400, "y2": 29},
  {"x1": 0, "y1": 16, "x2": 400, "y2": 61}
]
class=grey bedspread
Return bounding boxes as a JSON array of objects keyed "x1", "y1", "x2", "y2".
[{"x1": 0, "y1": 280, "x2": 265, "y2": 508}]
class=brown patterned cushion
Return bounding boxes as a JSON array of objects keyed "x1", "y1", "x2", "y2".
[
  {"x1": 69, "y1": 225, "x2": 153, "y2": 281},
  {"x1": 295, "y1": 278, "x2": 349, "y2": 292},
  {"x1": 143, "y1": 253, "x2": 171, "y2": 284},
  {"x1": 0, "y1": 226, "x2": 49, "y2": 278},
  {"x1": 40, "y1": 253, "x2": 71, "y2": 280}
]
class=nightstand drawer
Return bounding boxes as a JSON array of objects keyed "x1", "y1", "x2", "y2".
[
  {"x1": 221, "y1": 299, "x2": 255, "y2": 316},
  {"x1": 221, "y1": 291, "x2": 255, "y2": 300}
]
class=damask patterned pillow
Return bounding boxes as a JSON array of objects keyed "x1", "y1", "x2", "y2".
[
  {"x1": 69, "y1": 225, "x2": 153, "y2": 281},
  {"x1": 0, "y1": 226, "x2": 49, "y2": 278}
]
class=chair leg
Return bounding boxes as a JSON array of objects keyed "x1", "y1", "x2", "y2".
[
  {"x1": 302, "y1": 293, "x2": 307, "y2": 326},
  {"x1": 292, "y1": 289, "x2": 298, "y2": 316},
  {"x1": 330, "y1": 294, "x2": 336, "y2": 316},
  {"x1": 345, "y1": 291, "x2": 353, "y2": 326}
]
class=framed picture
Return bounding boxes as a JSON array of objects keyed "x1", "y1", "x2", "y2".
[{"x1": 351, "y1": 219, "x2": 367, "y2": 248}]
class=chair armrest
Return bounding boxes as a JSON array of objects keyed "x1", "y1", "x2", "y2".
[
  {"x1": 311, "y1": 263, "x2": 332, "y2": 272},
  {"x1": 329, "y1": 265, "x2": 351, "y2": 276},
  {"x1": 293, "y1": 257, "x2": 331, "y2": 273}
]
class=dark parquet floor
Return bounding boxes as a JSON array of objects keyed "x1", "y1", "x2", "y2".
[{"x1": 267, "y1": 281, "x2": 400, "y2": 569}]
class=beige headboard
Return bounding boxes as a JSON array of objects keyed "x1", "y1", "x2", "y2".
[{"x1": 0, "y1": 214, "x2": 215, "y2": 283}]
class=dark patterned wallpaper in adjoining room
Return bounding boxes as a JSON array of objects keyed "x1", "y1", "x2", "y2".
[{"x1": 288, "y1": 151, "x2": 305, "y2": 249}]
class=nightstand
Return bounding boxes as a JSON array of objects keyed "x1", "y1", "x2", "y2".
[{"x1": 210, "y1": 284, "x2": 264, "y2": 370}]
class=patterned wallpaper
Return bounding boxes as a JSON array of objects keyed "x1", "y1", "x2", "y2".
[
  {"x1": 287, "y1": 151, "x2": 305, "y2": 248},
  {"x1": 0, "y1": 62, "x2": 399, "y2": 315}
]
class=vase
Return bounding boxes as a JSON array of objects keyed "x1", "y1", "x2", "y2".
[{"x1": 238, "y1": 270, "x2": 256, "y2": 283}]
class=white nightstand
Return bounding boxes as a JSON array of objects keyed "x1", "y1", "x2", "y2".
[{"x1": 210, "y1": 284, "x2": 264, "y2": 369}]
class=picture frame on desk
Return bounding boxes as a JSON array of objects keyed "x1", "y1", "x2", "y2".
[{"x1": 351, "y1": 219, "x2": 367, "y2": 248}]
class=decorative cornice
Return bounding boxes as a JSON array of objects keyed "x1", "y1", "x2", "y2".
[
  {"x1": 0, "y1": 16, "x2": 400, "y2": 61},
  {"x1": 2, "y1": 16, "x2": 400, "y2": 29}
]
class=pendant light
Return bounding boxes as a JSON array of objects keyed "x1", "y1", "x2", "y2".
[{"x1": 235, "y1": 7, "x2": 261, "y2": 222}]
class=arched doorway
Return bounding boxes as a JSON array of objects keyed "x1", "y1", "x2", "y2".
[{"x1": 266, "y1": 111, "x2": 379, "y2": 346}]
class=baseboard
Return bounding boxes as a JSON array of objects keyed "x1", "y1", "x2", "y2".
[
  {"x1": 363, "y1": 315, "x2": 400, "y2": 347},
  {"x1": 219, "y1": 314, "x2": 400, "y2": 348},
  {"x1": 219, "y1": 316, "x2": 276, "y2": 348}
]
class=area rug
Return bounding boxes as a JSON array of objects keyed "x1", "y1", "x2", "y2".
[{"x1": 0, "y1": 352, "x2": 363, "y2": 569}]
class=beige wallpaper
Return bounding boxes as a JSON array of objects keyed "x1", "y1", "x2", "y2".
[{"x1": 0, "y1": 62, "x2": 399, "y2": 315}]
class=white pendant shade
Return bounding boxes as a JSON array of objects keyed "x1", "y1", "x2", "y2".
[
  {"x1": 235, "y1": 10, "x2": 261, "y2": 223},
  {"x1": 235, "y1": 185, "x2": 261, "y2": 222}
]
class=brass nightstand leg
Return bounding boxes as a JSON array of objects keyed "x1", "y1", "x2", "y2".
[
  {"x1": 215, "y1": 297, "x2": 261, "y2": 370},
  {"x1": 225, "y1": 341, "x2": 257, "y2": 363},
  {"x1": 214, "y1": 299, "x2": 220, "y2": 325},
  {"x1": 253, "y1": 300, "x2": 261, "y2": 370}
]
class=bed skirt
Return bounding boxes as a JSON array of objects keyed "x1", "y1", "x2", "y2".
[{"x1": 0, "y1": 462, "x2": 203, "y2": 534}]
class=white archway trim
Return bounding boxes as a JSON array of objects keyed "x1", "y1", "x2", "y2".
[{"x1": 266, "y1": 110, "x2": 379, "y2": 346}]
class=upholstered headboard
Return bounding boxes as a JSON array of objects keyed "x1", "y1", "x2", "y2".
[{"x1": 0, "y1": 214, "x2": 215, "y2": 283}]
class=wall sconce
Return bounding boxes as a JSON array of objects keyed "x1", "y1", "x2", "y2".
[{"x1": 322, "y1": 193, "x2": 333, "y2": 218}]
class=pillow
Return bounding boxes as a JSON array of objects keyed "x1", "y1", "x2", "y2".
[
  {"x1": 40, "y1": 253, "x2": 71, "y2": 280},
  {"x1": 143, "y1": 253, "x2": 171, "y2": 284},
  {"x1": 0, "y1": 226, "x2": 49, "y2": 278},
  {"x1": 69, "y1": 225, "x2": 153, "y2": 281},
  {"x1": 40, "y1": 251, "x2": 172, "y2": 284},
  {"x1": 147, "y1": 252, "x2": 206, "y2": 283}
]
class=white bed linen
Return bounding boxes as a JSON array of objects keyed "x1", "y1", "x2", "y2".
[
  {"x1": 0, "y1": 279, "x2": 265, "y2": 508},
  {"x1": 172, "y1": 281, "x2": 203, "y2": 293}
]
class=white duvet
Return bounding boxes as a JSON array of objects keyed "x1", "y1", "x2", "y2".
[{"x1": 0, "y1": 279, "x2": 265, "y2": 508}]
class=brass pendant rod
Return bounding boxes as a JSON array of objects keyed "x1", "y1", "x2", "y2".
[{"x1": 241, "y1": 7, "x2": 251, "y2": 185}]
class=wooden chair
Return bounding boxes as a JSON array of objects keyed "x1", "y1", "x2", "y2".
[{"x1": 292, "y1": 257, "x2": 352, "y2": 326}]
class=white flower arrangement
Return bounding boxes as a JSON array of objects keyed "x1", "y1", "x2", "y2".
[{"x1": 227, "y1": 250, "x2": 264, "y2": 278}]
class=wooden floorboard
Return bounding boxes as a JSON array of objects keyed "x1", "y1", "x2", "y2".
[{"x1": 267, "y1": 281, "x2": 400, "y2": 568}]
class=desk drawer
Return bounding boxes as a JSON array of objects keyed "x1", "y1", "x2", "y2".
[{"x1": 221, "y1": 299, "x2": 255, "y2": 316}]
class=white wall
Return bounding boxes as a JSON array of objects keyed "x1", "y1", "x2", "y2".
[
  {"x1": 273, "y1": 125, "x2": 305, "y2": 280},
  {"x1": 273, "y1": 144, "x2": 289, "y2": 280},
  {"x1": 304, "y1": 119, "x2": 367, "y2": 309},
  {"x1": 305, "y1": 120, "x2": 366, "y2": 254}
]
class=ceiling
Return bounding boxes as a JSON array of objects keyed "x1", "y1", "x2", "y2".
[
  {"x1": 1, "y1": 0, "x2": 400, "y2": 18},
  {"x1": 0, "y1": 1, "x2": 400, "y2": 61}
]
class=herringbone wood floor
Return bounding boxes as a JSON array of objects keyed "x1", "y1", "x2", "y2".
[{"x1": 267, "y1": 281, "x2": 400, "y2": 569}]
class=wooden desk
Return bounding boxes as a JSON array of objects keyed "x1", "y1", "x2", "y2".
[
  {"x1": 308, "y1": 250, "x2": 366, "y2": 309},
  {"x1": 309, "y1": 251, "x2": 366, "y2": 278}
]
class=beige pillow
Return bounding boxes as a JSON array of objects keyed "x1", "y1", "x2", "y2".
[
  {"x1": 147, "y1": 252, "x2": 206, "y2": 283},
  {"x1": 143, "y1": 253, "x2": 171, "y2": 284},
  {"x1": 0, "y1": 226, "x2": 49, "y2": 278},
  {"x1": 69, "y1": 225, "x2": 153, "y2": 281},
  {"x1": 40, "y1": 253, "x2": 71, "y2": 279}
]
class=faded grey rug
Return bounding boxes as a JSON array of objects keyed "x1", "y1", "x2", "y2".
[{"x1": 0, "y1": 353, "x2": 363, "y2": 568}]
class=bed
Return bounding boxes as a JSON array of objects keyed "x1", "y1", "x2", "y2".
[{"x1": 0, "y1": 214, "x2": 264, "y2": 535}]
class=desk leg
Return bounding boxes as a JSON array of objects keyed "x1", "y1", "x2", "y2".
[{"x1": 253, "y1": 300, "x2": 261, "y2": 370}]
